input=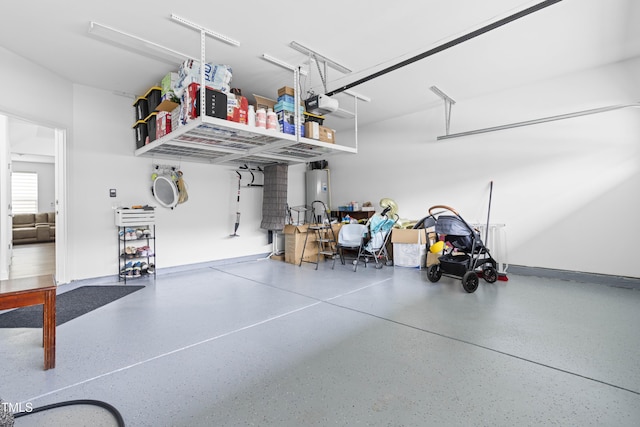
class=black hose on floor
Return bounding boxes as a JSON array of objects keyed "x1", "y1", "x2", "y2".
[{"x1": 13, "y1": 399, "x2": 125, "y2": 426}]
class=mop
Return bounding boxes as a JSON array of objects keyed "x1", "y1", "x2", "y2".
[
  {"x1": 484, "y1": 180, "x2": 508, "y2": 281},
  {"x1": 230, "y1": 172, "x2": 241, "y2": 237}
]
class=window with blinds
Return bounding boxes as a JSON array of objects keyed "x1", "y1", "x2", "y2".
[{"x1": 12, "y1": 172, "x2": 38, "y2": 214}]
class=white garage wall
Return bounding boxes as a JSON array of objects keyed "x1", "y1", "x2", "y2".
[
  {"x1": 0, "y1": 47, "x2": 73, "y2": 128},
  {"x1": 2, "y1": 45, "x2": 638, "y2": 280},
  {"x1": 329, "y1": 57, "x2": 640, "y2": 278}
]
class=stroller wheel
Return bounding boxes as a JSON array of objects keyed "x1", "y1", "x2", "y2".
[
  {"x1": 483, "y1": 265, "x2": 498, "y2": 283},
  {"x1": 427, "y1": 264, "x2": 442, "y2": 283},
  {"x1": 375, "y1": 262, "x2": 383, "y2": 269},
  {"x1": 462, "y1": 271, "x2": 479, "y2": 293}
]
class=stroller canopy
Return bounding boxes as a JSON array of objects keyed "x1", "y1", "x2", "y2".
[
  {"x1": 435, "y1": 215, "x2": 484, "y2": 252},
  {"x1": 370, "y1": 215, "x2": 395, "y2": 234},
  {"x1": 365, "y1": 214, "x2": 396, "y2": 252},
  {"x1": 435, "y1": 215, "x2": 472, "y2": 236}
]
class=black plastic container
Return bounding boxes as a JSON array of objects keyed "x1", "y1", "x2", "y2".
[
  {"x1": 145, "y1": 86, "x2": 162, "y2": 113},
  {"x1": 303, "y1": 111, "x2": 325, "y2": 125},
  {"x1": 133, "y1": 96, "x2": 149, "y2": 121},
  {"x1": 145, "y1": 112, "x2": 158, "y2": 144},
  {"x1": 196, "y1": 86, "x2": 227, "y2": 119},
  {"x1": 310, "y1": 160, "x2": 328, "y2": 170},
  {"x1": 133, "y1": 119, "x2": 148, "y2": 149}
]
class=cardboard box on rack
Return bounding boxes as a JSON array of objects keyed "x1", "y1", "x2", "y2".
[
  {"x1": 253, "y1": 94, "x2": 276, "y2": 112},
  {"x1": 319, "y1": 126, "x2": 335, "y2": 143},
  {"x1": 304, "y1": 121, "x2": 319, "y2": 139},
  {"x1": 305, "y1": 121, "x2": 335, "y2": 142},
  {"x1": 278, "y1": 86, "x2": 295, "y2": 97}
]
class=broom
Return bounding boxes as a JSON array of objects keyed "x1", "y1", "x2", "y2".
[
  {"x1": 230, "y1": 172, "x2": 241, "y2": 237},
  {"x1": 485, "y1": 180, "x2": 508, "y2": 281}
]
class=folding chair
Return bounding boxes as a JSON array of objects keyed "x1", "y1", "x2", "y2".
[{"x1": 332, "y1": 223, "x2": 367, "y2": 272}]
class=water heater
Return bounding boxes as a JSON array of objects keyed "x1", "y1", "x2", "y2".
[{"x1": 305, "y1": 169, "x2": 330, "y2": 209}]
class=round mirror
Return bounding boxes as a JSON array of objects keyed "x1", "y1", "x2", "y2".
[{"x1": 153, "y1": 175, "x2": 179, "y2": 209}]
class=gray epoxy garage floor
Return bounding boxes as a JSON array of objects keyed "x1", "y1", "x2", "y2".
[{"x1": 1, "y1": 258, "x2": 639, "y2": 426}]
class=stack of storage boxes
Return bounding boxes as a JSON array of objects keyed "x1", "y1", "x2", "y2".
[
  {"x1": 132, "y1": 96, "x2": 148, "y2": 149},
  {"x1": 303, "y1": 112, "x2": 335, "y2": 144},
  {"x1": 275, "y1": 86, "x2": 304, "y2": 136},
  {"x1": 132, "y1": 74, "x2": 341, "y2": 148},
  {"x1": 132, "y1": 86, "x2": 161, "y2": 149}
]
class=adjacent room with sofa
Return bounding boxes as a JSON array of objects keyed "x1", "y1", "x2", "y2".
[{"x1": 12, "y1": 212, "x2": 56, "y2": 245}]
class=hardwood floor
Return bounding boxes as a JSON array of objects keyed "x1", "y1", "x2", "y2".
[{"x1": 9, "y1": 242, "x2": 55, "y2": 279}]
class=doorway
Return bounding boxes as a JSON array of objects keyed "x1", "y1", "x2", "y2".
[{"x1": 0, "y1": 113, "x2": 66, "y2": 283}]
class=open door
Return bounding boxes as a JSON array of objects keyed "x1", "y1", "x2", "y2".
[
  {"x1": 0, "y1": 114, "x2": 67, "y2": 283},
  {"x1": 0, "y1": 115, "x2": 12, "y2": 280},
  {"x1": 54, "y1": 128, "x2": 67, "y2": 284}
]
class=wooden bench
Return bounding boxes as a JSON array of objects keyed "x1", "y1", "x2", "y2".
[{"x1": 0, "y1": 275, "x2": 56, "y2": 370}]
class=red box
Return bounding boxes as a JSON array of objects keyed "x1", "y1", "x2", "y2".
[
  {"x1": 228, "y1": 95, "x2": 249, "y2": 123},
  {"x1": 156, "y1": 111, "x2": 172, "y2": 139}
]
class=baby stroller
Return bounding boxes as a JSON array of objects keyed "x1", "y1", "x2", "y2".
[
  {"x1": 422, "y1": 205, "x2": 498, "y2": 293},
  {"x1": 356, "y1": 207, "x2": 398, "y2": 269}
]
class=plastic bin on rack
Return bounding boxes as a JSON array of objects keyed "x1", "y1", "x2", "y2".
[
  {"x1": 145, "y1": 112, "x2": 158, "y2": 144},
  {"x1": 115, "y1": 208, "x2": 155, "y2": 227},
  {"x1": 133, "y1": 120, "x2": 148, "y2": 149},
  {"x1": 133, "y1": 96, "x2": 149, "y2": 121},
  {"x1": 145, "y1": 86, "x2": 162, "y2": 113}
]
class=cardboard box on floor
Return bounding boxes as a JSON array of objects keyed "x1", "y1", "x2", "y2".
[
  {"x1": 284, "y1": 225, "x2": 317, "y2": 265},
  {"x1": 426, "y1": 251, "x2": 440, "y2": 267},
  {"x1": 391, "y1": 228, "x2": 428, "y2": 268},
  {"x1": 283, "y1": 223, "x2": 341, "y2": 265},
  {"x1": 423, "y1": 229, "x2": 440, "y2": 267}
]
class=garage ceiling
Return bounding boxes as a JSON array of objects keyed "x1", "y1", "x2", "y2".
[{"x1": 1, "y1": 0, "x2": 638, "y2": 131}]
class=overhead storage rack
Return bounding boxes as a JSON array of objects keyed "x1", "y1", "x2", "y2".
[
  {"x1": 133, "y1": 15, "x2": 358, "y2": 167},
  {"x1": 134, "y1": 115, "x2": 356, "y2": 166}
]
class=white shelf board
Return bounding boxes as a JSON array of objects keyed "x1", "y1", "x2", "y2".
[{"x1": 134, "y1": 116, "x2": 356, "y2": 166}]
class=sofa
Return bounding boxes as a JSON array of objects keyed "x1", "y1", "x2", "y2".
[{"x1": 12, "y1": 212, "x2": 56, "y2": 245}]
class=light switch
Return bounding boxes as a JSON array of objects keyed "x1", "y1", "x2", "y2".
[{"x1": 110, "y1": 189, "x2": 117, "y2": 197}]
